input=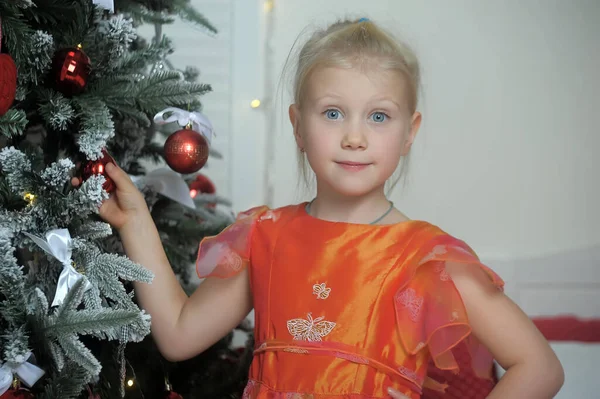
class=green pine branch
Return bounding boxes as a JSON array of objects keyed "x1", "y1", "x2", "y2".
[
  {"x1": 47, "y1": 308, "x2": 143, "y2": 337},
  {"x1": 22, "y1": 0, "x2": 89, "y2": 27},
  {"x1": 113, "y1": 35, "x2": 174, "y2": 74},
  {"x1": 85, "y1": 71, "x2": 209, "y2": 124},
  {"x1": 72, "y1": 221, "x2": 113, "y2": 241},
  {"x1": 115, "y1": 2, "x2": 176, "y2": 25},
  {"x1": 115, "y1": 0, "x2": 217, "y2": 33},
  {"x1": 57, "y1": 333, "x2": 102, "y2": 375},
  {"x1": 134, "y1": 71, "x2": 209, "y2": 113},
  {"x1": 0, "y1": 12, "x2": 35, "y2": 67},
  {"x1": 48, "y1": 341, "x2": 66, "y2": 371},
  {"x1": 175, "y1": 1, "x2": 218, "y2": 34},
  {"x1": 0, "y1": 109, "x2": 28, "y2": 138},
  {"x1": 0, "y1": 229, "x2": 28, "y2": 327},
  {"x1": 38, "y1": 361, "x2": 91, "y2": 399}
]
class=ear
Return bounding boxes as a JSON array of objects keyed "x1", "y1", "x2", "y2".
[
  {"x1": 401, "y1": 111, "x2": 422, "y2": 156},
  {"x1": 289, "y1": 104, "x2": 304, "y2": 150}
]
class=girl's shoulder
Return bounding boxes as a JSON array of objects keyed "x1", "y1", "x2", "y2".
[{"x1": 392, "y1": 226, "x2": 505, "y2": 381}]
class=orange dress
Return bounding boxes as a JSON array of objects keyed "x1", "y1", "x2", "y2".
[{"x1": 196, "y1": 204, "x2": 504, "y2": 399}]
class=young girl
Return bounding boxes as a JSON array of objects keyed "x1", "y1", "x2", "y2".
[{"x1": 97, "y1": 18, "x2": 564, "y2": 399}]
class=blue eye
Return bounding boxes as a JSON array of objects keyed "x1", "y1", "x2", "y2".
[
  {"x1": 371, "y1": 112, "x2": 387, "y2": 123},
  {"x1": 325, "y1": 109, "x2": 342, "y2": 120}
]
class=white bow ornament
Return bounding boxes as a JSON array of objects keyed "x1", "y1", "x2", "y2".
[
  {"x1": 130, "y1": 167, "x2": 196, "y2": 210},
  {"x1": 0, "y1": 353, "x2": 45, "y2": 395},
  {"x1": 23, "y1": 229, "x2": 91, "y2": 307},
  {"x1": 153, "y1": 107, "x2": 215, "y2": 146}
]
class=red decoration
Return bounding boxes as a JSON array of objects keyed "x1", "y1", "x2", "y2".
[
  {"x1": 532, "y1": 316, "x2": 600, "y2": 342},
  {"x1": 163, "y1": 127, "x2": 209, "y2": 174},
  {"x1": 0, "y1": 388, "x2": 34, "y2": 399},
  {"x1": 0, "y1": 53, "x2": 17, "y2": 116},
  {"x1": 51, "y1": 45, "x2": 91, "y2": 96},
  {"x1": 422, "y1": 342, "x2": 497, "y2": 399},
  {"x1": 189, "y1": 173, "x2": 216, "y2": 207},
  {"x1": 86, "y1": 385, "x2": 100, "y2": 399},
  {"x1": 81, "y1": 149, "x2": 116, "y2": 193},
  {"x1": 163, "y1": 379, "x2": 183, "y2": 399}
]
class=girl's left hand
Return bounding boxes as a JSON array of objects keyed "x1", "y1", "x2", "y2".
[{"x1": 387, "y1": 388, "x2": 409, "y2": 398}]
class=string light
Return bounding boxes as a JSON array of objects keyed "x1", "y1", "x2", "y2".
[
  {"x1": 127, "y1": 379, "x2": 134, "y2": 387},
  {"x1": 264, "y1": 0, "x2": 274, "y2": 12},
  {"x1": 23, "y1": 192, "x2": 36, "y2": 204},
  {"x1": 74, "y1": 261, "x2": 85, "y2": 274},
  {"x1": 250, "y1": 99, "x2": 261, "y2": 108}
]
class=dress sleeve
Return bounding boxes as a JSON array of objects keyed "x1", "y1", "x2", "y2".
[
  {"x1": 196, "y1": 206, "x2": 269, "y2": 278},
  {"x1": 394, "y1": 234, "x2": 504, "y2": 379}
]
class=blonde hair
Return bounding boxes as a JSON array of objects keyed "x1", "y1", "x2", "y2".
[{"x1": 283, "y1": 18, "x2": 421, "y2": 194}]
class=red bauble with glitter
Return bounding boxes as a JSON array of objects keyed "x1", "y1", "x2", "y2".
[
  {"x1": 164, "y1": 392, "x2": 183, "y2": 399},
  {"x1": 189, "y1": 173, "x2": 216, "y2": 207},
  {"x1": 0, "y1": 388, "x2": 35, "y2": 399},
  {"x1": 0, "y1": 53, "x2": 17, "y2": 116},
  {"x1": 189, "y1": 173, "x2": 215, "y2": 198},
  {"x1": 81, "y1": 149, "x2": 116, "y2": 193},
  {"x1": 51, "y1": 45, "x2": 91, "y2": 96},
  {"x1": 163, "y1": 128, "x2": 209, "y2": 174}
]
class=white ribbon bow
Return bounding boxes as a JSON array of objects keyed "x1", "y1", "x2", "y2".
[
  {"x1": 92, "y1": 0, "x2": 114, "y2": 12},
  {"x1": 153, "y1": 107, "x2": 215, "y2": 146},
  {"x1": 0, "y1": 353, "x2": 45, "y2": 395},
  {"x1": 130, "y1": 167, "x2": 196, "y2": 210},
  {"x1": 23, "y1": 229, "x2": 92, "y2": 307}
]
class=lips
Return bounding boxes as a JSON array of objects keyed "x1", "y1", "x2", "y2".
[{"x1": 335, "y1": 161, "x2": 371, "y2": 171}]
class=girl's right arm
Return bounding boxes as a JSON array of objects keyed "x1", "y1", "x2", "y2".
[{"x1": 100, "y1": 163, "x2": 253, "y2": 362}]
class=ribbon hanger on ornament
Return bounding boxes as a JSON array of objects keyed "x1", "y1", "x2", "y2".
[{"x1": 153, "y1": 107, "x2": 215, "y2": 146}]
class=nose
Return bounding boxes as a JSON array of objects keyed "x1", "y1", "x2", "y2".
[{"x1": 341, "y1": 125, "x2": 367, "y2": 150}]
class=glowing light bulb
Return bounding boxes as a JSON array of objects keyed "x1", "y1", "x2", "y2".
[{"x1": 23, "y1": 193, "x2": 36, "y2": 204}]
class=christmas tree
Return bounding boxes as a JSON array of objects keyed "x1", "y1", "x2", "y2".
[{"x1": 0, "y1": 1, "x2": 252, "y2": 398}]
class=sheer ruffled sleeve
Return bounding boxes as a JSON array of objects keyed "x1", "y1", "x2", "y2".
[
  {"x1": 394, "y1": 234, "x2": 504, "y2": 379},
  {"x1": 196, "y1": 206, "x2": 269, "y2": 278}
]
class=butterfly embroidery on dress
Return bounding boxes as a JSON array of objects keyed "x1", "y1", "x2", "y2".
[
  {"x1": 223, "y1": 250, "x2": 243, "y2": 271},
  {"x1": 312, "y1": 282, "x2": 331, "y2": 299},
  {"x1": 397, "y1": 288, "x2": 423, "y2": 322},
  {"x1": 287, "y1": 312, "x2": 336, "y2": 341}
]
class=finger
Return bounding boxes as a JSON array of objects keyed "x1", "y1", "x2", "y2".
[
  {"x1": 387, "y1": 388, "x2": 409, "y2": 399},
  {"x1": 104, "y1": 162, "x2": 133, "y2": 187}
]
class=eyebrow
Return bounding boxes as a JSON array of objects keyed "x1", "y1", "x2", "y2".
[
  {"x1": 313, "y1": 93, "x2": 343, "y2": 103},
  {"x1": 369, "y1": 97, "x2": 403, "y2": 110},
  {"x1": 313, "y1": 94, "x2": 402, "y2": 110}
]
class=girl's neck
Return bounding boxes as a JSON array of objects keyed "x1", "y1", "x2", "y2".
[{"x1": 309, "y1": 188, "x2": 404, "y2": 225}]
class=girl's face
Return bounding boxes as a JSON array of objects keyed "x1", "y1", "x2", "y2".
[{"x1": 290, "y1": 65, "x2": 421, "y2": 198}]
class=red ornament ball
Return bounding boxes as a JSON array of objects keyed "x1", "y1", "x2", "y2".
[
  {"x1": 0, "y1": 53, "x2": 17, "y2": 116},
  {"x1": 189, "y1": 173, "x2": 215, "y2": 198},
  {"x1": 0, "y1": 388, "x2": 35, "y2": 399},
  {"x1": 52, "y1": 45, "x2": 91, "y2": 96},
  {"x1": 163, "y1": 128, "x2": 209, "y2": 174},
  {"x1": 164, "y1": 392, "x2": 183, "y2": 399},
  {"x1": 81, "y1": 149, "x2": 116, "y2": 193},
  {"x1": 189, "y1": 173, "x2": 216, "y2": 207}
]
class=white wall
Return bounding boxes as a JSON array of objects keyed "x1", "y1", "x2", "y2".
[{"x1": 263, "y1": 0, "x2": 600, "y2": 261}]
